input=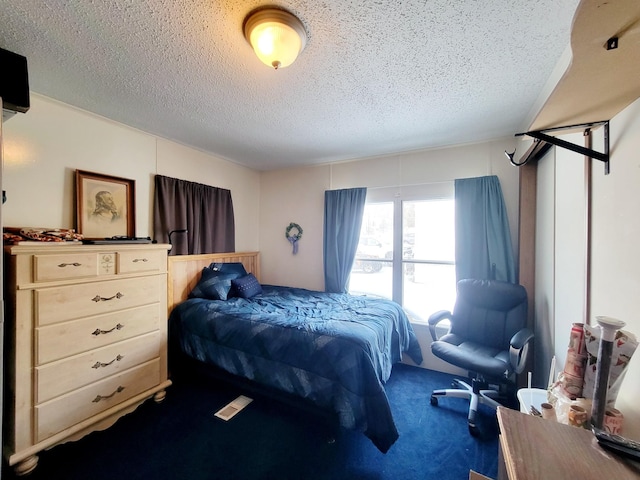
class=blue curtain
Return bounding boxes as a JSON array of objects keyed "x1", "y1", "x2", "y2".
[
  {"x1": 454, "y1": 175, "x2": 515, "y2": 283},
  {"x1": 323, "y1": 187, "x2": 367, "y2": 293}
]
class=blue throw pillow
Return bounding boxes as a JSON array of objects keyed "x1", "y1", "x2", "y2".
[
  {"x1": 189, "y1": 268, "x2": 240, "y2": 301},
  {"x1": 231, "y1": 273, "x2": 263, "y2": 299},
  {"x1": 209, "y1": 262, "x2": 248, "y2": 277}
]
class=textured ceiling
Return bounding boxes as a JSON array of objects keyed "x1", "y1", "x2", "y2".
[{"x1": 0, "y1": 0, "x2": 580, "y2": 171}]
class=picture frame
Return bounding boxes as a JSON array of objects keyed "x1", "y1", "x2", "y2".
[{"x1": 75, "y1": 170, "x2": 136, "y2": 239}]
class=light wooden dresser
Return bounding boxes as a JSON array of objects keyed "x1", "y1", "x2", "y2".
[{"x1": 3, "y1": 243, "x2": 172, "y2": 475}]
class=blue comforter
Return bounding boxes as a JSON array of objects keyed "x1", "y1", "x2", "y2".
[{"x1": 169, "y1": 285, "x2": 423, "y2": 452}]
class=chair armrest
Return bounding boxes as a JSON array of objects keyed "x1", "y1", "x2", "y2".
[
  {"x1": 509, "y1": 328, "x2": 534, "y2": 374},
  {"x1": 428, "y1": 310, "x2": 452, "y2": 341}
]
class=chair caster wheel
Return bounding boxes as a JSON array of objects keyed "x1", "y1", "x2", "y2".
[
  {"x1": 430, "y1": 395, "x2": 438, "y2": 406},
  {"x1": 468, "y1": 424, "x2": 480, "y2": 437}
]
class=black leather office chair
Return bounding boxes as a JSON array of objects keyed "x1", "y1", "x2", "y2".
[{"x1": 428, "y1": 279, "x2": 533, "y2": 435}]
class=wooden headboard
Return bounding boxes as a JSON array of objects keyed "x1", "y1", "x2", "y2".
[{"x1": 167, "y1": 251, "x2": 260, "y2": 315}]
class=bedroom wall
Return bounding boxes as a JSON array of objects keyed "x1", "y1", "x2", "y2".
[
  {"x1": 2, "y1": 94, "x2": 260, "y2": 252},
  {"x1": 259, "y1": 139, "x2": 521, "y2": 290},
  {"x1": 260, "y1": 165, "x2": 331, "y2": 289},
  {"x1": 536, "y1": 97, "x2": 640, "y2": 440}
]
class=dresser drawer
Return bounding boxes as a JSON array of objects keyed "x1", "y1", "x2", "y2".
[
  {"x1": 36, "y1": 332, "x2": 161, "y2": 403},
  {"x1": 118, "y1": 249, "x2": 166, "y2": 274},
  {"x1": 35, "y1": 276, "x2": 163, "y2": 326},
  {"x1": 35, "y1": 304, "x2": 160, "y2": 364},
  {"x1": 34, "y1": 253, "x2": 99, "y2": 282},
  {"x1": 35, "y1": 359, "x2": 160, "y2": 443}
]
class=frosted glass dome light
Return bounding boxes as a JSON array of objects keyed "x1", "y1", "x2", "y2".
[{"x1": 244, "y1": 8, "x2": 307, "y2": 70}]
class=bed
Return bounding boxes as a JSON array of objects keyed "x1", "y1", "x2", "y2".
[{"x1": 167, "y1": 252, "x2": 423, "y2": 453}]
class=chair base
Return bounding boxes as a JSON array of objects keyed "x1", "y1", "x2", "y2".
[{"x1": 430, "y1": 378, "x2": 503, "y2": 436}]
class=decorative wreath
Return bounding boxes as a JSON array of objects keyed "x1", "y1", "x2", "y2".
[
  {"x1": 285, "y1": 223, "x2": 303, "y2": 254},
  {"x1": 285, "y1": 222, "x2": 303, "y2": 241}
]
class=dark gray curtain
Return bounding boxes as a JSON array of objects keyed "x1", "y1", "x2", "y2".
[
  {"x1": 323, "y1": 187, "x2": 367, "y2": 293},
  {"x1": 153, "y1": 175, "x2": 235, "y2": 255},
  {"x1": 454, "y1": 175, "x2": 515, "y2": 282}
]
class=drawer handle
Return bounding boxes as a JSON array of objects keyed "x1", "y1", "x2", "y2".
[
  {"x1": 92, "y1": 385, "x2": 125, "y2": 403},
  {"x1": 92, "y1": 323, "x2": 124, "y2": 336},
  {"x1": 92, "y1": 354, "x2": 124, "y2": 369},
  {"x1": 132, "y1": 258, "x2": 148, "y2": 263},
  {"x1": 58, "y1": 262, "x2": 82, "y2": 267},
  {"x1": 92, "y1": 292, "x2": 124, "y2": 302}
]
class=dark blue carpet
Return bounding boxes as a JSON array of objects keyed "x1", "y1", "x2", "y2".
[{"x1": 4, "y1": 364, "x2": 499, "y2": 480}]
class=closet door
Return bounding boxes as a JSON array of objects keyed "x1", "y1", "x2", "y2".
[
  {"x1": 534, "y1": 147, "x2": 557, "y2": 388},
  {"x1": 554, "y1": 132, "x2": 589, "y2": 376},
  {"x1": 534, "y1": 132, "x2": 589, "y2": 388}
]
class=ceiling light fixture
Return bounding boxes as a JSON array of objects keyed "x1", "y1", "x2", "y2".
[{"x1": 243, "y1": 7, "x2": 307, "y2": 70}]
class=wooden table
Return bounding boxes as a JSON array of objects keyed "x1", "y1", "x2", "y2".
[{"x1": 497, "y1": 406, "x2": 640, "y2": 479}]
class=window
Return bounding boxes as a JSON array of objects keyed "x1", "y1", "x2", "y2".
[
  {"x1": 350, "y1": 202, "x2": 393, "y2": 298},
  {"x1": 349, "y1": 186, "x2": 456, "y2": 325},
  {"x1": 402, "y1": 199, "x2": 456, "y2": 324}
]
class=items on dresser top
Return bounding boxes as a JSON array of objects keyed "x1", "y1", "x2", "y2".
[
  {"x1": 3, "y1": 226, "x2": 84, "y2": 244},
  {"x1": 594, "y1": 429, "x2": 640, "y2": 463},
  {"x1": 4, "y1": 243, "x2": 171, "y2": 476},
  {"x1": 82, "y1": 236, "x2": 154, "y2": 244}
]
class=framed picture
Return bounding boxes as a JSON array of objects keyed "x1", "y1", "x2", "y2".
[{"x1": 75, "y1": 170, "x2": 135, "y2": 239}]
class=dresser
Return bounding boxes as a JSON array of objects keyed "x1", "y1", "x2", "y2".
[
  {"x1": 3, "y1": 243, "x2": 172, "y2": 475},
  {"x1": 497, "y1": 406, "x2": 639, "y2": 480}
]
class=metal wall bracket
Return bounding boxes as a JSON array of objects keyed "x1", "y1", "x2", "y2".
[{"x1": 506, "y1": 120, "x2": 610, "y2": 175}]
